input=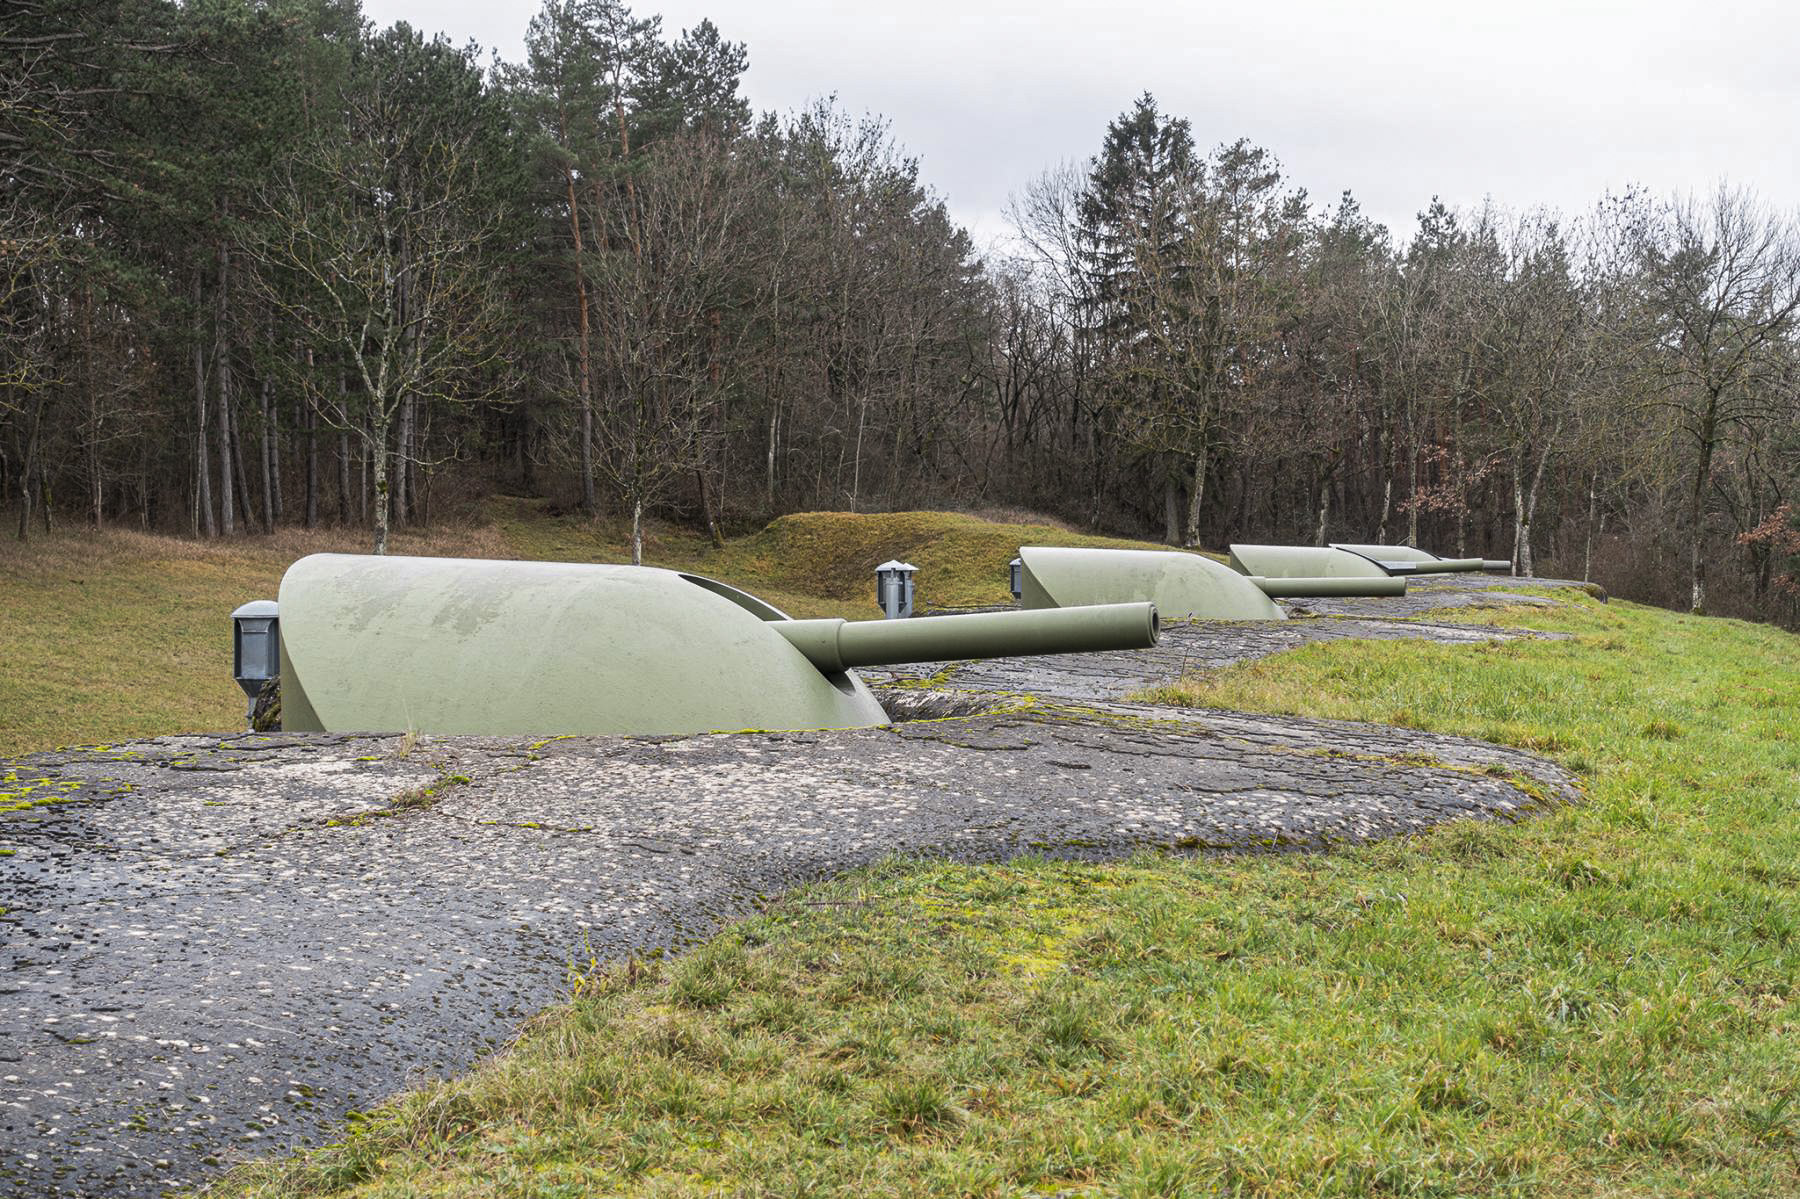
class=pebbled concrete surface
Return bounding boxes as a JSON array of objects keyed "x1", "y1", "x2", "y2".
[
  {"x1": 1285, "y1": 574, "x2": 1601, "y2": 620},
  {"x1": 0, "y1": 578, "x2": 1586, "y2": 1197},
  {"x1": 881, "y1": 576, "x2": 1586, "y2": 702}
]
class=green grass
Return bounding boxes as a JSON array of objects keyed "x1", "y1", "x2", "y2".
[
  {"x1": 0, "y1": 504, "x2": 1171, "y2": 755},
  {"x1": 203, "y1": 591, "x2": 1800, "y2": 1198}
]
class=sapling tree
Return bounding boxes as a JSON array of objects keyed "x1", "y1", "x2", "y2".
[{"x1": 590, "y1": 132, "x2": 765, "y2": 563}]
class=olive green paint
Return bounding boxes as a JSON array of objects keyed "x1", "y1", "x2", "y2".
[
  {"x1": 1332, "y1": 544, "x2": 1509, "y2": 574},
  {"x1": 1018, "y1": 547, "x2": 1286, "y2": 621},
  {"x1": 276, "y1": 554, "x2": 1161, "y2": 738},
  {"x1": 277, "y1": 554, "x2": 890, "y2": 737},
  {"x1": 1227, "y1": 544, "x2": 1392, "y2": 580},
  {"x1": 775, "y1": 603, "x2": 1159, "y2": 671},
  {"x1": 1248, "y1": 575, "x2": 1407, "y2": 598}
]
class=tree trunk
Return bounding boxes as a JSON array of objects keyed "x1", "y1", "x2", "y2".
[
  {"x1": 87, "y1": 406, "x2": 103, "y2": 527},
  {"x1": 1522, "y1": 482, "x2": 1541, "y2": 579},
  {"x1": 1688, "y1": 402, "x2": 1718, "y2": 613},
  {"x1": 1315, "y1": 475, "x2": 1329, "y2": 547},
  {"x1": 372, "y1": 421, "x2": 391, "y2": 555},
  {"x1": 849, "y1": 395, "x2": 868, "y2": 512},
  {"x1": 337, "y1": 428, "x2": 351, "y2": 526},
  {"x1": 415, "y1": 401, "x2": 430, "y2": 526},
  {"x1": 216, "y1": 362, "x2": 236, "y2": 536},
  {"x1": 230, "y1": 396, "x2": 255, "y2": 531},
  {"x1": 1521, "y1": 435, "x2": 1555, "y2": 579},
  {"x1": 1582, "y1": 470, "x2": 1597, "y2": 583},
  {"x1": 1454, "y1": 457, "x2": 1467, "y2": 556},
  {"x1": 393, "y1": 397, "x2": 411, "y2": 529},
  {"x1": 404, "y1": 397, "x2": 417, "y2": 525},
  {"x1": 304, "y1": 357, "x2": 319, "y2": 530},
  {"x1": 358, "y1": 416, "x2": 369, "y2": 525},
  {"x1": 1183, "y1": 445, "x2": 1206, "y2": 548},
  {"x1": 1377, "y1": 476, "x2": 1392, "y2": 545},
  {"x1": 82, "y1": 286, "x2": 102, "y2": 528},
  {"x1": 631, "y1": 496, "x2": 644, "y2": 566},
  {"x1": 765, "y1": 398, "x2": 779, "y2": 504},
  {"x1": 259, "y1": 374, "x2": 276, "y2": 533},
  {"x1": 194, "y1": 280, "x2": 216, "y2": 538},
  {"x1": 335, "y1": 372, "x2": 351, "y2": 525},
  {"x1": 1162, "y1": 470, "x2": 1181, "y2": 545},
  {"x1": 1511, "y1": 462, "x2": 1528, "y2": 578},
  {"x1": 419, "y1": 421, "x2": 433, "y2": 527},
  {"x1": 36, "y1": 460, "x2": 52, "y2": 534},
  {"x1": 565, "y1": 165, "x2": 598, "y2": 514},
  {"x1": 270, "y1": 396, "x2": 284, "y2": 525},
  {"x1": 1405, "y1": 417, "x2": 1420, "y2": 545},
  {"x1": 15, "y1": 407, "x2": 38, "y2": 541},
  {"x1": 215, "y1": 242, "x2": 236, "y2": 537},
  {"x1": 696, "y1": 468, "x2": 723, "y2": 547}
]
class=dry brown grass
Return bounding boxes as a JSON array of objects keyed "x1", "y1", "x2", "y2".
[
  {"x1": 955, "y1": 505, "x2": 1082, "y2": 532},
  {"x1": 0, "y1": 519, "x2": 508, "y2": 756}
]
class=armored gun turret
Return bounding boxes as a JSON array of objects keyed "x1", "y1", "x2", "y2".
[
  {"x1": 1330, "y1": 544, "x2": 1511, "y2": 574},
  {"x1": 263, "y1": 554, "x2": 1158, "y2": 738},
  {"x1": 1013, "y1": 546, "x2": 1403, "y2": 622},
  {"x1": 1230, "y1": 543, "x2": 1508, "y2": 579},
  {"x1": 1228, "y1": 544, "x2": 1391, "y2": 579}
]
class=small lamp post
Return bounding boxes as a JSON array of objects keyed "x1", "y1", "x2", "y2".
[
  {"x1": 874, "y1": 560, "x2": 916, "y2": 619},
  {"x1": 1008, "y1": 557, "x2": 1023, "y2": 602},
  {"x1": 232, "y1": 600, "x2": 280, "y2": 728}
]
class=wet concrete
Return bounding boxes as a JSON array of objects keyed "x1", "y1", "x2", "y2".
[
  {"x1": 0, "y1": 578, "x2": 1586, "y2": 1196},
  {"x1": 1287, "y1": 573, "x2": 1602, "y2": 620},
  {"x1": 882, "y1": 576, "x2": 1585, "y2": 701}
]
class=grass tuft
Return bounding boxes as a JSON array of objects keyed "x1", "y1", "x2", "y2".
[{"x1": 872, "y1": 1075, "x2": 962, "y2": 1136}]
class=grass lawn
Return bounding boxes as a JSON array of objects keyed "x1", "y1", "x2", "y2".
[
  {"x1": 0, "y1": 522, "x2": 516, "y2": 757},
  {"x1": 204, "y1": 591, "x2": 1800, "y2": 1198}
]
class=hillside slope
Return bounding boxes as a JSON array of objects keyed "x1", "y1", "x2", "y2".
[{"x1": 493, "y1": 500, "x2": 1183, "y2": 613}]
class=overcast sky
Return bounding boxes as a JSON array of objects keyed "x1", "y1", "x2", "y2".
[{"x1": 362, "y1": 0, "x2": 1799, "y2": 254}]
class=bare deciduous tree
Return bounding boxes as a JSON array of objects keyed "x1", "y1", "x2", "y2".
[
  {"x1": 252, "y1": 72, "x2": 513, "y2": 555},
  {"x1": 1626, "y1": 188, "x2": 1800, "y2": 612},
  {"x1": 592, "y1": 133, "x2": 763, "y2": 562}
]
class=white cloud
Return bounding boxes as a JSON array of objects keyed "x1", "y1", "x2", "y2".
[{"x1": 362, "y1": 0, "x2": 1800, "y2": 246}]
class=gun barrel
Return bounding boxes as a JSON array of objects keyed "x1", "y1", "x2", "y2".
[
  {"x1": 1249, "y1": 575, "x2": 1406, "y2": 598},
  {"x1": 1481, "y1": 559, "x2": 1512, "y2": 572},
  {"x1": 1407, "y1": 558, "x2": 1487, "y2": 574},
  {"x1": 775, "y1": 602, "x2": 1159, "y2": 672}
]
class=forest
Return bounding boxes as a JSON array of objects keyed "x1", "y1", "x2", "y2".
[{"x1": 4, "y1": 0, "x2": 1799, "y2": 624}]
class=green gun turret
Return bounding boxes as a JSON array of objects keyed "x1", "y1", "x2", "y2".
[{"x1": 263, "y1": 554, "x2": 1159, "y2": 738}]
